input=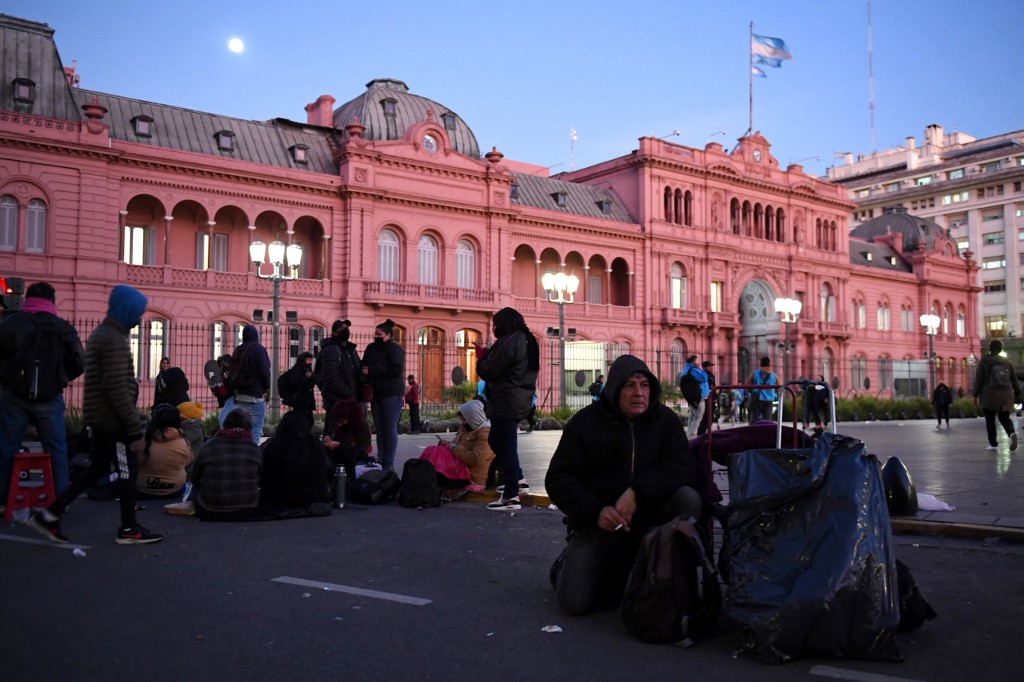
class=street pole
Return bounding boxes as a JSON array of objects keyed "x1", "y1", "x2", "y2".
[
  {"x1": 270, "y1": 276, "x2": 281, "y2": 421},
  {"x1": 558, "y1": 300, "x2": 566, "y2": 409},
  {"x1": 928, "y1": 332, "x2": 935, "y2": 399},
  {"x1": 783, "y1": 320, "x2": 791, "y2": 385}
]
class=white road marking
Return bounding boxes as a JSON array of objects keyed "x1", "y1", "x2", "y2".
[
  {"x1": 810, "y1": 665, "x2": 929, "y2": 682},
  {"x1": 0, "y1": 533, "x2": 90, "y2": 551},
  {"x1": 272, "y1": 576, "x2": 432, "y2": 605}
]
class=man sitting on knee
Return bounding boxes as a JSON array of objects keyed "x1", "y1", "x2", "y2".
[{"x1": 545, "y1": 354, "x2": 702, "y2": 616}]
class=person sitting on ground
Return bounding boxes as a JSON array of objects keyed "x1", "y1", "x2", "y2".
[
  {"x1": 322, "y1": 398, "x2": 373, "y2": 481},
  {"x1": 545, "y1": 354, "x2": 702, "y2": 617},
  {"x1": 136, "y1": 403, "x2": 193, "y2": 499},
  {"x1": 176, "y1": 401, "x2": 207, "y2": 460},
  {"x1": 421, "y1": 399, "x2": 495, "y2": 501},
  {"x1": 191, "y1": 408, "x2": 263, "y2": 521},
  {"x1": 260, "y1": 411, "x2": 331, "y2": 511}
]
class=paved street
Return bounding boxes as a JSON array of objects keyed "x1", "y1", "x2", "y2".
[{"x1": 2, "y1": 416, "x2": 1023, "y2": 681}]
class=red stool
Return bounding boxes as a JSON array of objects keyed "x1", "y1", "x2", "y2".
[{"x1": 5, "y1": 452, "x2": 56, "y2": 522}]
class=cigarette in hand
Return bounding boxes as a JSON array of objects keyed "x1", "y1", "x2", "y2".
[{"x1": 614, "y1": 523, "x2": 624, "y2": 531}]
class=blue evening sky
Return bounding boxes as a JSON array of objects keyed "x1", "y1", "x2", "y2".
[{"x1": 8, "y1": 0, "x2": 1022, "y2": 178}]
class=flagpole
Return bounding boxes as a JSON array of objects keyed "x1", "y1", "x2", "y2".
[{"x1": 749, "y1": 21, "x2": 754, "y2": 135}]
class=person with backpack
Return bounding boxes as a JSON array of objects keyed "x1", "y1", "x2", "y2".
[
  {"x1": 678, "y1": 355, "x2": 708, "y2": 438},
  {"x1": 589, "y1": 375, "x2": 604, "y2": 402},
  {"x1": 545, "y1": 354, "x2": 702, "y2": 616},
  {"x1": 0, "y1": 281, "x2": 85, "y2": 510},
  {"x1": 931, "y1": 381, "x2": 953, "y2": 430},
  {"x1": 315, "y1": 319, "x2": 361, "y2": 436},
  {"x1": 745, "y1": 356, "x2": 778, "y2": 423},
  {"x1": 27, "y1": 284, "x2": 162, "y2": 544},
  {"x1": 972, "y1": 339, "x2": 1020, "y2": 451},
  {"x1": 697, "y1": 360, "x2": 716, "y2": 436},
  {"x1": 220, "y1": 324, "x2": 271, "y2": 445},
  {"x1": 279, "y1": 352, "x2": 316, "y2": 424}
]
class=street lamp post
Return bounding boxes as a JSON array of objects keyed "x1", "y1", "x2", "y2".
[
  {"x1": 250, "y1": 237, "x2": 303, "y2": 421},
  {"x1": 773, "y1": 297, "x2": 802, "y2": 384},
  {"x1": 920, "y1": 313, "x2": 940, "y2": 398},
  {"x1": 541, "y1": 271, "x2": 579, "y2": 409}
]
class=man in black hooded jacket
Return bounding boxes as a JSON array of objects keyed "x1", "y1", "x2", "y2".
[{"x1": 545, "y1": 354, "x2": 701, "y2": 616}]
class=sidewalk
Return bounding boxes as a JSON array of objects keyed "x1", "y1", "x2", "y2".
[{"x1": 394, "y1": 417, "x2": 1024, "y2": 542}]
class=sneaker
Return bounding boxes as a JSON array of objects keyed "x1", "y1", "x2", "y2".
[
  {"x1": 26, "y1": 512, "x2": 69, "y2": 544},
  {"x1": 116, "y1": 526, "x2": 164, "y2": 545},
  {"x1": 164, "y1": 501, "x2": 195, "y2": 516},
  {"x1": 936, "y1": 424, "x2": 942, "y2": 429},
  {"x1": 487, "y1": 497, "x2": 521, "y2": 511},
  {"x1": 496, "y1": 480, "x2": 529, "y2": 493},
  {"x1": 1012, "y1": 433, "x2": 1019, "y2": 452},
  {"x1": 986, "y1": 445, "x2": 998, "y2": 451}
]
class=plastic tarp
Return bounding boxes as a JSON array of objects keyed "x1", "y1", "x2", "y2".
[{"x1": 723, "y1": 432, "x2": 901, "y2": 663}]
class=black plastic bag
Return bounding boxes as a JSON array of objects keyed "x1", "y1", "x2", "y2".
[{"x1": 723, "y1": 432, "x2": 901, "y2": 663}]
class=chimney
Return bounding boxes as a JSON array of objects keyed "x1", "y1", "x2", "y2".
[
  {"x1": 905, "y1": 136, "x2": 915, "y2": 150},
  {"x1": 304, "y1": 95, "x2": 336, "y2": 128},
  {"x1": 64, "y1": 60, "x2": 80, "y2": 88},
  {"x1": 924, "y1": 124, "x2": 944, "y2": 148}
]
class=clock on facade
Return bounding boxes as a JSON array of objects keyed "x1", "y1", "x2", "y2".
[
  {"x1": 752, "y1": 149, "x2": 762, "y2": 162},
  {"x1": 423, "y1": 134, "x2": 438, "y2": 154}
]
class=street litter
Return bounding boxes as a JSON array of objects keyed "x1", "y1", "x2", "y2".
[
  {"x1": 72, "y1": 548, "x2": 86, "y2": 557},
  {"x1": 548, "y1": 503, "x2": 559, "y2": 510},
  {"x1": 541, "y1": 625, "x2": 563, "y2": 633},
  {"x1": 302, "y1": 593, "x2": 311, "y2": 598},
  {"x1": 917, "y1": 493, "x2": 955, "y2": 511}
]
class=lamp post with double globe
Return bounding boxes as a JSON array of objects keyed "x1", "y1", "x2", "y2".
[
  {"x1": 920, "y1": 313, "x2": 940, "y2": 398},
  {"x1": 541, "y1": 271, "x2": 579, "y2": 409},
  {"x1": 774, "y1": 297, "x2": 802, "y2": 384}
]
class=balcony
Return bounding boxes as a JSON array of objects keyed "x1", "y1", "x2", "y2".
[
  {"x1": 364, "y1": 281, "x2": 496, "y2": 310},
  {"x1": 121, "y1": 264, "x2": 326, "y2": 295}
]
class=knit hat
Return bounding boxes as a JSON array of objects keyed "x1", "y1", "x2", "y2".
[{"x1": 177, "y1": 401, "x2": 204, "y2": 420}]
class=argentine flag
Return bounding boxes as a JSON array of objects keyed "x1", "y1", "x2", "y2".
[{"x1": 752, "y1": 34, "x2": 792, "y2": 61}]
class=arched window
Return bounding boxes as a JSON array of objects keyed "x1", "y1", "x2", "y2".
[
  {"x1": 956, "y1": 307, "x2": 966, "y2": 337},
  {"x1": 776, "y1": 208, "x2": 786, "y2": 242},
  {"x1": 851, "y1": 355, "x2": 867, "y2": 391},
  {"x1": 417, "y1": 234, "x2": 438, "y2": 285},
  {"x1": 816, "y1": 219, "x2": 823, "y2": 248},
  {"x1": 683, "y1": 191, "x2": 693, "y2": 226},
  {"x1": 853, "y1": 297, "x2": 866, "y2": 329},
  {"x1": 0, "y1": 195, "x2": 17, "y2": 251},
  {"x1": 876, "y1": 301, "x2": 890, "y2": 330},
  {"x1": 664, "y1": 187, "x2": 673, "y2": 223},
  {"x1": 730, "y1": 198, "x2": 740, "y2": 235},
  {"x1": 820, "y1": 284, "x2": 836, "y2": 322},
  {"x1": 670, "y1": 339, "x2": 685, "y2": 380},
  {"x1": 673, "y1": 189, "x2": 682, "y2": 225},
  {"x1": 670, "y1": 263, "x2": 686, "y2": 309},
  {"x1": 210, "y1": 321, "x2": 227, "y2": 360},
  {"x1": 878, "y1": 357, "x2": 892, "y2": 390},
  {"x1": 830, "y1": 221, "x2": 838, "y2": 251},
  {"x1": 765, "y1": 206, "x2": 775, "y2": 241},
  {"x1": 455, "y1": 239, "x2": 475, "y2": 289},
  {"x1": 377, "y1": 229, "x2": 400, "y2": 282},
  {"x1": 742, "y1": 201, "x2": 752, "y2": 236},
  {"x1": 26, "y1": 199, "x2": 46, "y2": 253},
  {"x1": 942, "y1": 304, "x2": 952, "y2": 335}
]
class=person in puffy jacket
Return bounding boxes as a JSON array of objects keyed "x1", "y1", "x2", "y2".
[
  {"x1": 476, "y1": 307, "x2": 538, "y2": 510},
  {"x1": 545, "y1": 354, "x2": 701, "y2": 616},
  {"x1": 361, "y1": 319, "x2": 405, "y2": 472}
]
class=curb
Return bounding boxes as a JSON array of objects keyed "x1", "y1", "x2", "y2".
[{"x1": 465, "y1": 491, "x2": 1024, "y2": 543}]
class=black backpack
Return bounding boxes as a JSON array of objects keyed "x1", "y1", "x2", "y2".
[
  {"x1": 2, "y1": 314, "x2": 77, "y2": 402},
  {"x1": 399, "y1": 459, "x2": 441, "y2": 508},
  {"x1": 350, "y1": 469, "x2": 401, "y2": 505},
  {"x1": 589, "y1": 381, "x2": 602, "y2": 397},
  {"x1": 620, "y1": 516, "x2": 722, "y2": 645},
  {"x1": 679, "y1": 372, "x2": 701, "y2": 406},
  {"x1": 989, "y1": 363, "x2": 1012, "y2": 389}
]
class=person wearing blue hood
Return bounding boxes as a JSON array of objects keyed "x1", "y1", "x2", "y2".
[
  {"x1": 545, "y1": 354, "x2": 701, "y2": 616},
  {"x1": 219, "y1": 323, "x2": 271, "y2": 445},
  {"x1": 28, "y1": 285, "x2": 162, "y2": 545}
]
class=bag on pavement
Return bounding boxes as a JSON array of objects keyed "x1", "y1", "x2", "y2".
[
  {"x1": 399, "y1": 459, "x2": 441, "y2": 508},
  {"x1": 620, "y1": 515, "x2": 721, "y2": 645},
  {"x1": 895, "y1": 559, "x2": 937, "y2": 632},
  {"x1": 350, "y1": 468, "x2": 400, "y2": 505}
]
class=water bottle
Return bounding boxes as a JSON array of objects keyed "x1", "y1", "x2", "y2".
[{"x1": 333, "y1": 466, "x2": 347, "y2": 509}]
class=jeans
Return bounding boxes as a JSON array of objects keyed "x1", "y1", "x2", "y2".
[
  {"x1": 220, "y1": 396, "x2": 266, "y2": 445},
  {"x1": 370, "y1": 395, "x2": 403, "y2": 471},
  {"x1": 50, "y1": 429, "x2": 139, "y2": 529},
  {"x1": 553, "y1": 486, "x2": 702, "y2": 616},
  {"x1": 983, "y1": 408, "x2": 1015, "y2": 446},
  {"x1": 488, "y1": 418, "x2": 521, "y2": 499},
  {"x1": 0, "y1": 389, "x2": 69, "y2": 505}
]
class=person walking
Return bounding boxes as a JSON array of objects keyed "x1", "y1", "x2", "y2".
[
  {"x1": 279, "y1": 352, "x2": 316, "y2": 424},
  {"x1": 476, "y1": 307, "x2": 539, "y2": 511},
  {"x1": 931, "y1": 381, "x2": 953, "y2": 430},
  {"x1": 0, "y1": 281, "x2": 85, "y2": 510},
  {"x1": 315, "y1": 319, "x2": 361, "y2": 435},
  {"x1": 405, "y1": 374, "x2": 421, "y2": 434},
  {"x1": 27, "y1": 284, "x2": 162, "y2": 544},
  {"x1": 972, "y1": 339, "x2": 1020, "y2": 451},
  {"x1": 361, "y1": 320, "x2": 405, "y2": 472},
  {"x1": 220, "y1": 324, "x2": 271, "y2": 445}
]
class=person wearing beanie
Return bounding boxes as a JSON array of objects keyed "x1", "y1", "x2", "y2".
[
  {"x1": 972, "y1": 338, "x2": 1021, "y2": 451},
  {"x1": 177, "y1": 401, "x2": 207, "y2": 459},
  {"x1": 28, "y1": 284, "x2": 162, "y2": 545},
  {"x1": 0, "y1": 281, "x2": 84, "y2": 510},
  {"x1": 137, "y1": 403, "x2": 192, "y2": 498},
  {"x1": 219, "y1": 323, "x2": 271, "y2": 445},
  {"x1": 360, "y1": 319, "x2": 405, "y2": 472},
  {"x1": 745, "y1": 356, "x2": 778, "y2": 423}
]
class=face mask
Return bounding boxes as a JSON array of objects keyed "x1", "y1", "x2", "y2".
[
  {"x1": 374, "y1": 337, "x2": 385, "y2": 344},
  {"x1": 338, "y1": 329, "x2": 350, "y2": 343}
]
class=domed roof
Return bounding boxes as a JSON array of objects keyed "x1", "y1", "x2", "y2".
[
  {"x1": 850, "y1": 205, "x2": 948, "y2": 252},
  {"x1": 333, "y1": 78, "x2": 480, "y2": 159}
]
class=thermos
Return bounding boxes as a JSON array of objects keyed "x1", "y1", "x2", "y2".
[{"x1": 333, "y1": 466, "x2": 347, "y2": 508}]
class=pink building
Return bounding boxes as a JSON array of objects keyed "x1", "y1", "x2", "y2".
[{"x1": 0, "y1": 15, "x2": 980, "y2": 412}]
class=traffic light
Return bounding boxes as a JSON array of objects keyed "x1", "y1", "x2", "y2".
[{"x1": 0, "y1": 276, "x2": 25, "y2": 317}]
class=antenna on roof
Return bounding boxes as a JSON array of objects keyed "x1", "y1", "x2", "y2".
[{"x1": 569, "y1": 129, "x2": 577, "y2": 171}]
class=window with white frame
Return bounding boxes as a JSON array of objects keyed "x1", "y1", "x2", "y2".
[
  {"x1": 878, "y1": 357, "x2": 892, "y2": 390},
  {"x1": 851, "y1": 356, "x2": 867, "y2": 390},
  {"x1": 455, "y1": 239, "x2": 475, "y2": 289},
  {"x1": 670, "y1": 263, "x2": 686, "y2": 309},
  {"x1": 25, "y1": 199, "x2": 45, "y2": 253},
  {"x1": 915, "y1": 176, "x2": 932, "y2": 186},
  {"x1": 377, "y1": 229, "x2": 399, "y2": 282},
  {"x1": 982, "y1": 257, "x2": 1006, "y2": 269},
  {"x1": 956, "y1": 310, "x2": 966, "y2": 337},
  {"x1": 123, "y1": 225, "x2": 156, "y2": 265},
  {"x1": 148, "y1": 319, "x2": 166, "y2": 380},
  {"x1": 901, "y1": 306, "x2": 914, "y2": 332},
  {"x1": 853, "y1": 300, "x2": 866, "y2": 329},
  {"x1": 587, "y1": 274, "x2": 603, "y2": 304},
  {"x1": 417, "y1": 235, "x2": 438, "y2": 285},
  {"x1": 942, "y1": 307, "x2": 951, "y2": 334},
  {"x1": 710, "y1": 281, "x2": 722, "y2": 313},
  {"x1": 211, "y1": 234, "x2": 228, "y2": 272},
  {"x1": 0, "y1": 195, "x2": 16, "y2": 251},
  {"x1": 983, "y1": 231, "x2": 1005, "y2": 244},
  {"x1": 211, "y1": 321, "x2": 227, "y2": 360},
  {"x1": 820, "y1": 284, "x2": 836, "y2": 322},
  {"x1": 288, "y1": 325, "x2": 303, "y2": 360},
  {"x1": 876, "y1": 302, "x2": 890, "y2": 330},
  {"x1": 309, "y1": 326, "x2": 324, "y2": 354}
]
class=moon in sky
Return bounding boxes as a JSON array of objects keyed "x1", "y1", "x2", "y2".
[{"x1": 228, "y1": 38, "x2": 244, "y2": 53}]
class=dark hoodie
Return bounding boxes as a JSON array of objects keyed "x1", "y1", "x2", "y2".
[
  {"x1": 545, "y1": 354, "x2": 696, "y2": 535},
  {"x1": 228, "y1": 324, "x2": 271, "y2": 397}
]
